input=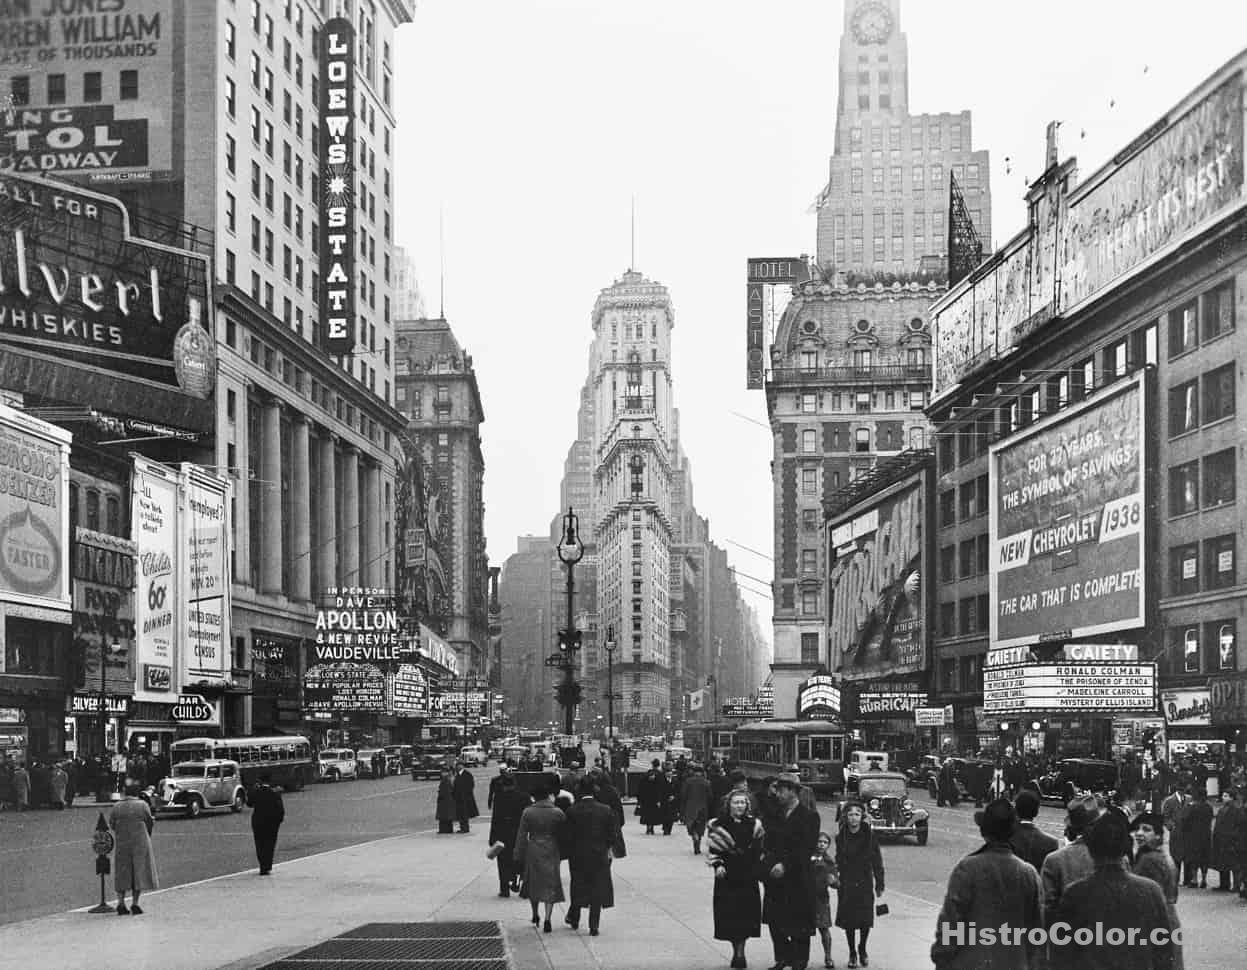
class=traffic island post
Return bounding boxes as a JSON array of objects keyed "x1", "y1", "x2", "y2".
[{"x1": 89, "y1": 811, "x2": 114, "y2": 914}]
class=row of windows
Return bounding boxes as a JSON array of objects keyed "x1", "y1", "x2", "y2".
[
  {"x1": 939, "y1": 535, "x2": 990, "y2": 583},
  {"x1": 1169, "y1": 449, "x2": 1236, "y2": 516},
  {"x1": 1176, "y1": 620, "x2": 1237, "y2": 674},
  {"x1": 8, "y1": 71, "x2": 137, "y2": 105},
  {"x1": 849, "y1": 120, "x2": 966, "y2": 152},
  {"x1": 937, "y1": 594, "x2": 991, "y2": 638},
  {"x1": 1168, "y1": 280, "x2": 1235, "y2": 357},
  {"x1": 834, "y1": 238, "x2": 948, "y2": 265},
  {"x1": 795, "y1": 347, "x2": 929, "y2": 373},
  {"x1": 1169, "y1": 535, "x2": 1237, "y2": 597},
  {"x1": 1167, "y1": 362, "x2": 1235, "y2": 437},
  {"x1": 833, "y1": 209, "x2": 948, "y2": 237},
  {"x1": 938, "y1": 475, "x2": 989, "y2": 529}
]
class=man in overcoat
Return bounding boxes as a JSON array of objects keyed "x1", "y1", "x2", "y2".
[
  {"x1": 637, "y1": 759, "x2": 669, "y2": 835},
  {"x1": 679, "y1": 764, "x2": 713, "y2": 855},
  {"x1": 1160, "y1": 787, "x2": 1188, "y2": 884},
  {"x1": 452, "y1": 760, "x2": 479, "y2": 833},
  {"x1": 1041, "y1": 795, "x2": 1100, "y2": 923},
  {"x1": 931, "y1": 798, "x2": 1042, "y2": 970},
  {"x1": 1009, "y1": 789, "x2": 1059, "y2": 873},
  {"x1": 249, "y1": 772, "x2": 286, "y2": 875},
  {"x1": 563, "y1": 776, "x2": 619, "y2": 935},
  {"x1": 937, "y1": 758, "x2": 959, "y2": 807},
  {"x1": 488, "y1": 772, "x2": 532, "y2": 896},
  {"x1": 760, "y1": 772, "x2": 821, "y2": 970}
]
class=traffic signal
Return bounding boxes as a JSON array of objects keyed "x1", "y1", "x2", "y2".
[{"x1": 557, "y1": 629, "x2": 584, "y2": 652}]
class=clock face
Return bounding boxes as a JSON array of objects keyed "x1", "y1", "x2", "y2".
[{"x1": 852, "y1": 2, "x2": 894, "y2": 44}]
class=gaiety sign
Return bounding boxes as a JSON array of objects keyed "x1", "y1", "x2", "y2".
[{"x1": 317, "y1": 16, "x2": 355, "y2": 357}]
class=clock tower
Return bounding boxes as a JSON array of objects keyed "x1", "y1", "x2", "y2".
[{"x1": 836, "y1": 0, "x2": 908, "y2": 146}]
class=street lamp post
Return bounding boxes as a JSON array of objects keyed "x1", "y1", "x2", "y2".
[
  {"x1": 554, "y1": 507, "x2": 585, "y2": 737},
  {"x1": 605, "y1": 625, "x2": 617, "y2": 743},
  {"x1": 97, "y1": 635, "x2": 120, "y2": 800}
]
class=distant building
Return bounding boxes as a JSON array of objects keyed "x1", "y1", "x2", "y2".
[
  {"x1": 499, "y1": 536, "x2": 556, "y2": 729},
  {"x1": 394, "y1": 246, "x2": 428, "y2": 322}
]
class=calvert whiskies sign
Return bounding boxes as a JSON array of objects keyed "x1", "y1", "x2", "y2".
[
  {"x1": 0, "y1": 174, "x2": 214, "y2": 397},
  {"x1": 317, "y1": 16, "x2": 356, "y2": 357}
]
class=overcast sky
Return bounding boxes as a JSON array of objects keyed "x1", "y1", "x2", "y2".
[{"x1": 393, "y1": 1, "x2": 1247, "y2": 636}]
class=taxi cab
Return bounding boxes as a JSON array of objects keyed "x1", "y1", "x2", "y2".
[{"x1": 154, "y1": 759, "x2": 247, "y2": 818}]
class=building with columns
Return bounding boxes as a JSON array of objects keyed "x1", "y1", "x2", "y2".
[{"x1": 759, "y1": 0, "x2": 990, "y2": 720}]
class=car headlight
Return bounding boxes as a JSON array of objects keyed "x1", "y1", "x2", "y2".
[
  {"x1": 868, "y1": 798, "x2": 881, "y2": 811},
  {"x1": 902, "y1": 798, "x2": 914, "y2": 811}
]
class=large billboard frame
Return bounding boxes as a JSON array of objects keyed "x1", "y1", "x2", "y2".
[{"x1": 989, "y1": 372, "x2": 1148, "y2": 650}]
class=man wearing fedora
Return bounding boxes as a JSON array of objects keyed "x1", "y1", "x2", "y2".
[
  {"x1": 1040, "y1": 795, "x2": 1101, "y2": 922},
  {"x1": 760, "y1": 772, "x2": 821, "y2": 970},
  {"x1": 931, "y1": 798, "x2": 1042, "y2": 970}
]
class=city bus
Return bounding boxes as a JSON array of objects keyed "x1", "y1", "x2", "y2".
[
  {"x1": 734, "y1": 720, "x2": 849, "y2": 796},
  {"x1": 170, "y1": 736, "x2": 315, "y2": 791}
]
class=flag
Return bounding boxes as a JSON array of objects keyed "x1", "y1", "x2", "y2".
[{"x1": 689, "y1": 688, "x2": 705, "y2": 712}]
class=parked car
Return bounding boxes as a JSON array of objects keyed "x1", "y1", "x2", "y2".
[
  {"x1": 926, "y1": 757, "x2": 997, "y2": 804},
  {"x1": 857, "y1": 771, "x2": 929, "y2": 845},
  {"x1": 410, "y1": 746, "x2": 452, "y2": 780},
  {"x1": 384, "y1": 744, "x2": 415, "y2": 775},
  {"x1": 1038, "y1": 758, "x2": 1119, "y2": 803},
  {"x1": 906, "y1": 755, "x2": 943, "y2": 790},
  {"x1": 152, "y1": 759, "x2": 247, "y2": 818},
  {"x1": 355, "y1": 748, "x2": 386, "y2": 778},
  {"x1": 317, "y1": 748, "x2": 358, "y2": 782},
  {"x1": 459, "y1": 744, "x2": 488, "y2": 766}
]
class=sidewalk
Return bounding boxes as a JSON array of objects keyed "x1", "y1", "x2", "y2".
[{"x1": 0, "y1": 819, "x2": 935, "y2": 970}]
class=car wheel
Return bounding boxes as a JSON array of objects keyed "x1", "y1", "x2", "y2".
[
  {"x1": 326, "y1": 769, "x2": 338, "y2": 783},
  {"x1": 231, "y1": 791, "x2": 245, "y2": 813},
  {"x1": 187, "y1": 796, "x2": 204, "y2": 819},
  {"x1": 916, "y1": 825, "x2": 929, "y2": 846}
]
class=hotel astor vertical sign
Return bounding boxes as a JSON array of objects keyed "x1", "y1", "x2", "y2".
[{"x1": 318, "y1": 17, "x2": 355, "y2": 357}]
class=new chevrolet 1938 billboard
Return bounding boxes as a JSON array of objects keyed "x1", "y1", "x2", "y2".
[{"x1": 990, "y1": 373, "x2": 1147, "y2": 649}]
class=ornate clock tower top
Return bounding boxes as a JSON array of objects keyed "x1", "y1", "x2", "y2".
[{"x1": 837, "y1": 0, "x2": 908, "y2": 130}]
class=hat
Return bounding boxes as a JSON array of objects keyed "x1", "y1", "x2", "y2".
[
  {"x1": 774, "y1": 772, "x2": 801, "y2": 788},
  {"x1": 499, "y1": 763, "x2": 511, "y2": 772},
  {"x1": 1129, "y1": 811, "x2": 1164, "y2": 833},
  {"x1": 1065, "y1": 795, "x2": 1100, "y2": 834},
  {"x1": 974, "y1": 798, "x2": 1017, "y2": 841},
  {"x1": 1085, "y1": 809, "x2": 1131, "y2": 860}
]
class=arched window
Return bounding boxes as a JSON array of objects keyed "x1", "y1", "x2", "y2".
[{"x1": 85, "y1": 489, "x2": 100, "y2": 531}]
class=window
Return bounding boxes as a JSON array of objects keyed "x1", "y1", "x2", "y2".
[
  {"x1": 958, "y1": 596, "x2": 976, "y2": 636},
  {"x1": 1169, "y1": 460, "x2": 1199, "y2": 516},
  {"x1": 225, "y1": 192, "x2": 236, "y2": 233},
  {"x1": 83, "y1": 72, "x2": 101, "y2": 102},
  {"x1": 1170, "y1": 543, "x2": 1199, "y2": 596},
  {"x1": 226, "y1": 19, "x2": 236, "y2": 59},
  {"x1": 801, "y1": 393, "x2": 817, "y2": 414},
  {"x1": 1202, "y1": 362, "x2": 1235, "y2": 424},
  {"x1": 939, "y1": 545, "x2": 956, "y2": 583},
  {"x1": 958, "y1": 539, "x2": 975, "y2": 579},
  {"x1": 119, "y1": 70, "x2": 138, "y2": 100},
  {"x1": 1205, "y1": 534, "x2": 1236, "y2": 590},
  {"x1": 225, "y1": 76, "x2": 236, "y2": 117},
  {"x1": 801, "y1": 633, "x2": 819, "y2": 664},
  {"x1": 854, "y1": 428, "x2": 870, "y2": 453},
  {"x1": 250, "y1": 105, "x2": 261, "y2": 143},
  {"x1": 939, "y1": 489, "x2": 956, "y2": 528},
  {"x1": 249, "y1": 216, "x2": 260, "y2": 255},
  {"x1": 1202, "y1": 280, "x2": 1236, "y2": 341},
  {"x1": 801, "y1": 549, "x2": 817, "y2": 575},
  {"x1": 250, "y1": 51, "x2": 261, "y2": 88},
  {"x1": 225, "y1": 250, "x2": 235, "y2": 285},
  {"x1": 802, "y1": 509, "x2": 819, "y2": 531},
  {"x1": 801, "y1": 591, "x2": 820, "y2": 616},
  {"x1": 1182, "y1": 628, "x2": 1200, "y2": 672},
  {"x1": 801, "y1": 430, "x2": 818, "y2": 454},
  {"x1": 1169, "y1": 299, "x2": 1198, "y2": 357},
  {"x1": 939, "y1": 602, "x2": 956, "y2": 638},
  {"x1": 800, "y1": 350, "x2": 818, "y2": 372},
  {"x1": 1203, "y1": 449, "x2": 1235, "y2": 508},
  {"x1": 801, "y1": 468, "x2": 818, "y2": 494},
  {"x1": 977, "y1": 534, "x2": 990, "y2": 574},
  {"x1": 853, "y1": 349, "x2": 873, "y2": 371},
  {"x1": 47, "y1": 73, "x2": 65, "y2": 104},
  {"x1": 264, "y1": 68, "x2": 274, "y2": 105},
  {"x1": 1217, "y1": 621, "x2": 1237, "y2": 671},
  {"x1": 1168, "y1": 380, "x2": 1199, "y2": 437}
]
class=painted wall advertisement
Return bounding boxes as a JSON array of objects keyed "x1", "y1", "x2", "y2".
[
  {"x1": 933, "y1": 72, "x2": 1244, "y2": 397},
  {"x1": 183, "y1": 467, "x2": 230, "y2": 685},
  {"x1": 1161, "y1": 687, "x2": 1211, "y2": 728},
  {"x1": 317, "y1": 16, "x2": 356, "y2": 356},
  {"x1": 131, "y1": 456, "x2": 176, "y2": 702},
  {"x1": 72, "y1": 527, "x2": 136, "y2": 696},
  {"x1": 0, "y1": 0, "x2": 175, "y2": 180},
  {"x1": 0, "y1": 403, "x2": 71, "y2": 612},
  {"x1": 829, "y1": 480, "x2": 925, "y2": 681},
  {"x1": 990, "y1": 374, "x2": 1146, "y2": 650},
  {"x1": 304, "y1": 588, "x2": 406, "y2": 712},
  {"x1": 0, "y1": 174, "x2": 215, "y2": 396}
]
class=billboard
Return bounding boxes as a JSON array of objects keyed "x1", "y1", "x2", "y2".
[
  {"x1": 72, "y1": 527, "x2": 136, "y2": 695},
  {"x1": 0, "y1": 0, "x2": 175, "y2": 181},
  {"x1": 318, "y1": 17, "x2": 356, "y2": 357},
  {"x1": 798, "y1": 674, "x2": 841, "y2": 719},
  {"x1": 990, "y1": 374, "x2": 1146, "y2": 649},
  {"x1": 0, "y1": 402, "x2": 71, "y2": 611},
  {"x1": 131, "y1": 456, "x2": 176, "y2": 702},
  {"x1": 305, "y1": 589, "x2": 407, "y2": 712},
  {"x1": 0, "y1": 173, "x2": 215, "y2": 397},
  {"x1": 932, "y1": 71, "x2": 1244, "y2": 397},
  {"x1": 745, "y1": 257, "x2": 808, "y2": 389},
  {"x1": 391, "y1": 664, "x2": 428, "y2": 717},
  {"x1": 183, "y1": 466, "x2": 231, "y2": 685},
  {"x1": 1210, "y1": 671, "x2": 1247, "y2": 725},
  {"x1": 1161, "y1": 687, "x2": 1211, "y2": 727},
  {"x1": 983, "y1": 662, "x2": 1157, "y2": 714},
  {"x1": 857, "y1": 691, "x2": 928, "y2": 718},
  {"x1": 829, "y1": 481, "x2": 925, "y2": 681}
]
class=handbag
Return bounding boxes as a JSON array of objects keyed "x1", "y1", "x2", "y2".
[
  {"x1": 875, "y1": 900, "x2": 889, "y2": 917},
  {"x1": 612, "y1": 827, "x2": 628, "y2": 859}
]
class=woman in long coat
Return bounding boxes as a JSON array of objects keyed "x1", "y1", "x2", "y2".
[
  {"x1": 835, "y1": 800, "x2": 884, "y2": 968},
  {"x1": 435, "y1": 768, "x2": 457, "y2": 834},
  {"x1": 707, "y1": 790, "x2": 764, "y2": 970},
  {"x1": 636, "y1": 760, "x2": 669, "y2": 835},
  {"x1": 1180, "y1": 788, "x2": 1214, "y2": 887},
  {"x1": 109, "y1": 782, "x2": 158, "y2": 914},
  {"x1": 513, "y1": 779, "x2": 566, "y2": 932},
  {"x1": 1211, "y1": 790, "x2": 1241, "y2": 892}
]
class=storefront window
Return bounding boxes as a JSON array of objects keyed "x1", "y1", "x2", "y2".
[{"x1": 3, "y1": 619, "x2": 64, "y2": 676}]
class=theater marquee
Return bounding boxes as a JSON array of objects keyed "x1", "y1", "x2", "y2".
[{"x1": 318, "y1": 16, "x2": 356, "y2": 357}]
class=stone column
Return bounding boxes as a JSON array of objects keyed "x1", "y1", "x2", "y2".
[
  {"x1": 363, "y1": 461, "x2": 382, "y2": 587},
  {"x1": 291, "y1": 417, "x2": 311, "y2": 600},
  {"x1": 342, "y1": 446, "x2": 360, "y2": 585},
  {"x1": 260, "y1": 398, "x2": 283, "y2": 593},
  {"x1": 318, "y1": 435, "x2": 337, "y2": 590}
]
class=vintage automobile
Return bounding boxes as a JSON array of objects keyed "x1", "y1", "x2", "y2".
[
  {"x1": 317, "y1": 748, "x2": 359, "y2": 782},
  {"x1": 355, "y1": 748, "x2": 387, "y2": 779},
  {"x1": 856, "y1": 771, "x2": 929, "y2": 845},
  {"x1": 384, "y1": 744, "x2": 415, "y2": 775},
  {"x1": 906, "y1": 754, "x2": 943, "y2": 791},
  {"x1": 926, "y1": 757, "x2": 998, "y2": 805},
  {"x1": 410, "y1": 746, "x2": 452, "y2": 780},
  {"x1": 459, "y1": 744, "x2": 488, "y2": 766},
  {"x1": 152, "y1": 759, "x2": 247, "y2": 818},
  {"x1": 1038, "y1": 758, "x2": 1119, "y2": 803}
]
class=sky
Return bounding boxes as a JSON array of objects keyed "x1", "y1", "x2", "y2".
[{"x1": 393, "y1": 1, "x2": 1247, "y2": 637}]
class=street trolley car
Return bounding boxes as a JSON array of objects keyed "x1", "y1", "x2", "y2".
[
  {"x1": 734, "y1": 720, "x2": 849, "y2": 796},
  {"x1": 685, "y1": 721, "x2": 739, "y2": 764}
]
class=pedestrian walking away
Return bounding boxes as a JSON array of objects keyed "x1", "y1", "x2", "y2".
[
  {"x1": 1210, "y1": 790, "x2": 1241, "y2": 891},
  {"x1": 762, "y1": 772, "x2": 822, "y2": 970},
  {"x1": 452, "y1": 761, "x2": 478, "y2": 833},
  {"x1": 435, "y1": 768, "x2": 457, "y2": 834},
  {"x1": 1040, "y1": 795, "x2": 1100, "y2": 922},
  {"x1": 11, "y1": 763, "x2": 29, "y2": 812},
  {"x1": 1179, "y1": 787, "x2": 1213, "y2": 888},
  {"x1": 930, "y1": 798, "x2": 1042, "y2": 970},
  {"x1": 249, "y1": 772, "x2": 286, "y2": 875},
  {"x1": 680, "y1": 763, "x2": 713, "y2": 854},
  {"x1": 1131, "y1": 811, "x2": 1184, "y2": 970},
  {"x1": 1161, "y1": 786, "x2": 1188, "y2": 886},
  {"x1": 563, "y1": 776, "x2": 618, "y2": 936},
  {"x1": 1009, "y1": 789, "x2": 1059, "y2": 873},
  {"x1": 834, "y1": 799, "x2": 883, "y2": 969},
  {"x1": 513, "y1": 777, "x2": 566, "y2": 933},
  {"x1": 109, "y1": 780, "x2": 159, "y2": 915},
  {"x1": 707, "y1": 790, "x2": 765, "y2": 970},
  {"x1": 487, "y1": 772, "x2": 531, "y2": 897},
  {"x1": 637, "y1": 759, "x2": 669, "y2": 835}
]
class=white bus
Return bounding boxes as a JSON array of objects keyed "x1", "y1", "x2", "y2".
[{"x1": 170, "y1": 735, "x2": 315, "y2": 791}]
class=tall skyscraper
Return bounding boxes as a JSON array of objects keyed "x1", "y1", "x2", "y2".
[{"x1": 763, "y1": 0, "x2": 990, "y2": 719}]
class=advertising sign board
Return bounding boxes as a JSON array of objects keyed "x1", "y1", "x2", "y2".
[
  {"x1": 131, "y1": 457, "x2": 176, "y2": 702},
  {"x1": 990, "y1": 374, "x2": 1146, "y2": 649},
  {"x1": 0, "y1": 174, "x2": 215, "y2": 396},
  {"x1": 1209, "y1": 671, "x2": 1247, "y2": 726},
  {"x1": 983, "y1": 662, "x2": 1157, "y2": 714},
  {"x1": 318, "y1": 17, "x2": 356, "y2": 356},
  {"x1": 798, "y1": 674, "x2": 841, "y2": 718},
  {"x1": 391, "y1": 664, "x2": 428, "y2": 717},
  {"x1": 915, "y1": 707, "x2": 947, "y2": 727},
  {"x1": 304, "y1": 588, "x2": 406, "y2": 712},
  {"x1": 857, "y1": 692, "x2": 928, "y2": 718},
  {"x1": 72, "y1": 527, "x2": 136, "y2": 696},
  {"x1": 745, "y1": 257, "x2": 808, "y2": 389},
  {"x1": 183, "y1": 466, "x2": 230, "y2": 684},
  {"x1": 418, "y1": 622, "x2": 459, "y2": 676},
  {"x1": 0, "y1": 402, "x2": 71, "y2": 612},
  {"x1": 829, "y1": 481, "x2": 925, "y2": 681},
  {"x1": 0, "y1": 0, "x2": 175, "y2": 181},
  {"x1": 1161, "y1": 687, "x2": 1211, "y2": 727}
]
